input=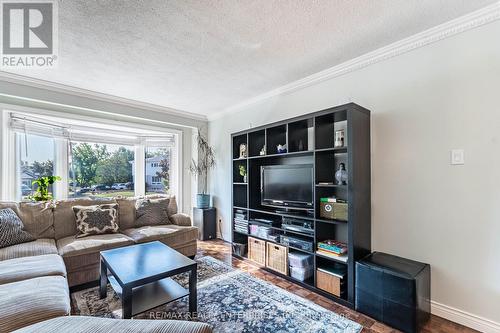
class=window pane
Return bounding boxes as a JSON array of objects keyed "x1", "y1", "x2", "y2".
[
  {"x1": 145, "y1": 147, "x2": 171, "y2": 195},
  {"x1": 17, "y1": 133, "x2": 55, "y2": 201},
  {"x1": 69, "y1": 142, "x2": 135, "y2": 198}
]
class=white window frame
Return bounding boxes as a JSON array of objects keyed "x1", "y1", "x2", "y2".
[{"x1": 1, "y1": 107, "x2": 183, "y2": 208}]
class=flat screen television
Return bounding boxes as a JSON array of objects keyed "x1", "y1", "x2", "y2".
[{"x1": 261, "y1": 164, "x2": 314, "y2": 210}]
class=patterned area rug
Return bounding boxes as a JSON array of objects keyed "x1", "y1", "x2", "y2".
[{"x1": 71, "y1": 256, "x2": 362, "y2": 333}]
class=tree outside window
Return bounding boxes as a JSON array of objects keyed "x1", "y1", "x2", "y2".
[{"x1": 69, "y1": 142, "x2": 135, "y2": 198}]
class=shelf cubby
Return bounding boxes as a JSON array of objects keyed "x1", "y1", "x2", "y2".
[
  {"x1": 233, "y1": 183, "x2": 248, "y2": 208},
  {"x1": 288, "y1": 118, "x2": 313, "y2": 153},
  {"x1": 248, "y1": 130, "x2": 266, "y2": 157},
  {"x1": 266, "y1": 124, "x2": 287, "y2": 155},
  {"x1": 315, "y1": 150, "x2": 348, "y2": 185},
  {"x1": 233, "y1": 159, "x2": 247, "y2": 184},
  {"x1": 232, "y1": 134, "x2": 248, "y2": 159},
  {"x1": 314, "y1": 110, "x2": 347, "y2": 150},
  {"x1": 231, "y1": 103, "x2": 371, "y2": 308}
]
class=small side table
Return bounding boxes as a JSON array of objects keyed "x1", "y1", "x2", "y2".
[{"x1": 193, "y1": 207, "x2": 216, "y2": 241}]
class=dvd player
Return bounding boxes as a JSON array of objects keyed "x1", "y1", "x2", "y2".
[
  {"x1": 282, "y1": 217, "x2": 314, "y2": 235},
  {"x1": 280, "y1": 235, "x2": 314, "y2": 252}
]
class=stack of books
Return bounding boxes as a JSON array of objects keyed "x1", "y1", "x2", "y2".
[
  {"x1": 234, "y1": 210, "x2": 248, "y2": 234},
  {"x1": 317, "y1": 240, "x2": 348, "y2": 262}
]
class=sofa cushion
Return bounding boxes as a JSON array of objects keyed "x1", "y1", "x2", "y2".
[
  {"x1": 141, "y1": 194, "x2": 177, "y2": 216},
  {"x1": 73, "y1": 204, "x2": 120, "y2": 238},
  {"x1": 135, "y1": 198, "x2": 171, "y2": 227},
  {"x1": 170, "y1": 213, "x2": 192, "y2": 226},
  {"x1": 53, "y1": 198, "x2": 117, "y2": 240},
  {"x1": 0, "y1": 276, "x2": 70, "y2": 333},
  {"x1": 116, "y1": 197, "x2": 136, "y2": 230},
  {"x1": 0, "y1": 238, "x2": 58, "y2": 261},
  {"x1": 0, "y1": 201, "x2": 54, "y2": 239},
  {"x1": 0, "y1": 254, "x2": 66, "y2": 285},
  {"x1": 12, "y1": 316, "x2": 213, "y2": 333},
  {"x1": 167, "y1": 195, "x2": 178, "y2": 216},
  {"x1": 57, "y1": 233, "x2": 134, "y2": 258},
  {"x1": 0, "y1": 208, "x2": 35, "y2": 248},
  {"x1": 123, "y1": 225, "x2": 198, "y2": 247}
]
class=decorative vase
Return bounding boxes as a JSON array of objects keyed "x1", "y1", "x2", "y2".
[
  {"x1": 243, "y1": 175, "x2": 248, "y2": 183},
  {"x1": 196, "y1": 194, "x2": 210, "y2": 208},
  {"x1": 335, "y1": 163, "x2": 348, "y2": 185},
  {"x1": 334, "y1": 129, "x2": 345, "y2": 147},
  {"x1": 239, "y1": 143, "x2": 247, "y2": 158}
]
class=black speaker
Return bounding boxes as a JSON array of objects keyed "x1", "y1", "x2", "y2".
[
  {"x1": 193, "y1": 207, "x2": 216, "y2": 241},
  {"x1": 355, "y1": 252, "x2": 430, "y2": 333}
]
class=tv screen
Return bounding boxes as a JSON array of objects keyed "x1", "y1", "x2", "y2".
[{"x1": 261, "y1": 164, "x2": 313, "y2": 209}]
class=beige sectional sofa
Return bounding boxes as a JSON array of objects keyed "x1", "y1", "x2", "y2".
[{"x1": 0, "y1": 197, "x2": 204, "y2": 332}]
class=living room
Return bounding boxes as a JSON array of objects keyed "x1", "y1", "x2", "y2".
[{"x1": 0, "y1": 1, "x2": 499, "y2": 333}]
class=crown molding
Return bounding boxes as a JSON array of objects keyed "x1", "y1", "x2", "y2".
[
  {"x1": 208, "y1": 2, "x2": 500, "y2": 121},
  {"x1": 431, "y1": 301, "x2": 500, "y2": 333},
  {"x1": 0, "y1": 71, "x2": 208, "y2": 122}
]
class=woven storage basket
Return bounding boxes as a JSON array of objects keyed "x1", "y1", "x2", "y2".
[
  {"x1": 248, "y1": 237, "x2": 266, "y2": 265},
  {"x1": 266, "y1": 242, "x2": 288, "y2": 275}
]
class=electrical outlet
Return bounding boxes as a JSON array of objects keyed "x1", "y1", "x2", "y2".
[{"x1": 451, "y1": 149, "x2": 465, "y2": 165}]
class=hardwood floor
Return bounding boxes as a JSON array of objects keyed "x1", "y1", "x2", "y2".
[{"x1": 197, "y1": 239, "x2": 478, "y2": 333}]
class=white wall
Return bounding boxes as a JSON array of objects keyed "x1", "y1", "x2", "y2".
[
  {"x1": 209, "y1": 20, "x2": 500, "y2": 326},
  {"x1": 0, "y1": 79, "x2": 207, "y2": 214}
]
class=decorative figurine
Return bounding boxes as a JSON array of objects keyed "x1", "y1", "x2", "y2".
[
  {"x1": 334, "y1": 129, "x2": 345, "y2": 148},
  {"x1": 335, "y1": 163, "x2": 348, "y2": 185},
  {"x1": 259, "y1": 145, "x2": 266, "y2": 156},
  {"x1": 277, "y1": 144, "x2": 287, "y2": 154},
  {"x1": 239, "y1": 143, "x2": 247, "y2": 158},
  {"x1": 298, "y1": 139, "x2": 304, "y2": 151}
]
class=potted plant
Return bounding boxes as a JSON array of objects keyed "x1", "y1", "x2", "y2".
[
  {"x1": 189, "y1": 130, "x2": 216, "y2": 208},
  {"x1": 239, "y1": 165, "x2": 247, "y2": 183},
  {"x1": 30, "y1": 175, "x2": 61, "y2": 201}
]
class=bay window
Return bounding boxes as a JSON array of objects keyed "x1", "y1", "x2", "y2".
[{"x1": 5, "y1": 111, "x2": 181, "y2": 202}]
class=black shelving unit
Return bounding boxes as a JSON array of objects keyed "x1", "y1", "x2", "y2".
[{"x1": 231, "y1": 102, "x2": 371, "y2": 309}]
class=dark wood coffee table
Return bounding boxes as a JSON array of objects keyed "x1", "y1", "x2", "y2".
[{"x1": 99, "y1": 241, "x2": 197, "y2": 319}]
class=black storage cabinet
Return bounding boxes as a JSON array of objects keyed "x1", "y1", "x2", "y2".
[
  {"x1": 355, "y1": 252, "x2": 430, "y2": 333},
  {"x1": 193, "y1": 207, "x2": 216, "y2": 241}
]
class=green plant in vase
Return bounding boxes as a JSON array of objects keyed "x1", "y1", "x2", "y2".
[
  {"x1": 30, "y1": 176, "x2": 61, "y2": 202},
  {"x1": 239, "y1": 165, "x2": 247, "y2": 183}
]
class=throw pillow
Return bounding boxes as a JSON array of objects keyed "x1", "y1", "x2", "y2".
[
  {"x1": 167, "y1": 196, "x2": 177, "y2": 217},
  {"x1": 73, "y1": 204, "x2": 119, "y2": 238},
  {"x1": 0, "y1": 208, "x2": 35, "y2": 249},
  {"x1": 135, "y1": 198, "x2": 171, "y2": 227}
]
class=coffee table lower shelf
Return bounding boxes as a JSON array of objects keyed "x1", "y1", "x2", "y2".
[{"x1": 108, "y1": 275, "x2": 189, "y2": 317}]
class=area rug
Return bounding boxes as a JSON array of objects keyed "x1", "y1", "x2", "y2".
[{"x1": 71, "y1": 256, "x2": 362, "y2": 333}]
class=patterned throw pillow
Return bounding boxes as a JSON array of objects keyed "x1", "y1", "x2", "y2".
[
  {"x1": 135, "y1": 198, "x2": 171, "y2": 227},
  {"x1": 0, "y1": 208, "x2": 35, "y2": 249},
  {"x1": 73, "y1": 204, "x2": 119, "y2": 238}
]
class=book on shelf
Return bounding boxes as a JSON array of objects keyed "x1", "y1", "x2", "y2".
[
  {"x1": 317, "y1": 247, "x2": 347, "y2": 256},
  {"x1": 316, "y1": 249, "x2": 348, "y2": 263},
  {"x1": 317, "y1": 240, "x2": 347, "y2": 254}
]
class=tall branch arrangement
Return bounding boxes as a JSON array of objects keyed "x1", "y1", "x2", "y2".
[{"x1": 189, "y1": 130, "x2": 216, "y2": 194}]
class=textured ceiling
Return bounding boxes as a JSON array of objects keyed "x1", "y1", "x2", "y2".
[{"x1": 3, "y1": 0, "x2": 497, "y2": 116}]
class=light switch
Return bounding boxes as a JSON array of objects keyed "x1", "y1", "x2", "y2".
[{"x1": 451, "y1": 149, "x2": 464, "y2": 165}]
